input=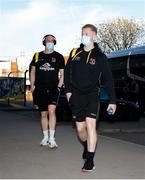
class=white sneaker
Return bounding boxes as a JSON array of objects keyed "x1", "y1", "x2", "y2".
[
  {"x1": 40, "y1": 138, "x2": 49, "y2": 146},
  {"x1": 48, "y1": 139, "x2": 58, "y2": 148}
]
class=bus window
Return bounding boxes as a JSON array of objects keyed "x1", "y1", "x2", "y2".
[
  {"x1": 108, "y1": 56, "x2": 128, "y2": 83},
  {"x1": 130, "y1": 54, "x2": 145, "y2": 78}
]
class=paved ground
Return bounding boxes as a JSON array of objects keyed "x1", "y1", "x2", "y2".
[
  {"x1": 0, "y1": 110, "x2": 145, "y2": 179},
  {"x1": 99, "y1": 116, "x2": 145, "y2": 146},
  {"x1": 7, "y1": 108, "x2": 145, "y2": 146},
  {"x1": 101, "y1": 131, "x2": 145, "y2": 146}
]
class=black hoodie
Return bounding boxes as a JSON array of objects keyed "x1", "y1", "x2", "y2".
[{"x1": 64, "y1": 44, "x2": 116, "y2": 104}]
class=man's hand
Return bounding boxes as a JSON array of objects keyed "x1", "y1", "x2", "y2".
[
  {"x1": 66, "y1": 92, "x2": 72, "y2": 102},
  {"x1": 57, "y1": 87, "x2": 61, "y2": 92},
  {"x1": 107, "y1": 104, "x2": 117, "y2": 115}
]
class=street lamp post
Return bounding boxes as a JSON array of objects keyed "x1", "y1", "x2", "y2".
[
  {"x1": 7, "y1": 72, "x2": 12, "y2": 105},
  {"x1": 24, "y1": 70, "x2": 28, "y2": 106}
]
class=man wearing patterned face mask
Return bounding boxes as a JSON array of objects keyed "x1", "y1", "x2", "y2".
[
  {"x1": 29, "y1": 34, "x2": 65, "y2": 148},
  {"x1": 81, "y1": 35, "x2": 92, "y2": 46},
  {"x1": 46, "y1": 41, "x2": 54, "y2": 50},
  {"x1": 64, "y1": 24, "x2": 116, "y2": 172}
]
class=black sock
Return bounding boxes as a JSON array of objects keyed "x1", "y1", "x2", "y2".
[
  {"x1": 83, "y1": 141, "x2": 87, "y2": 151},
  {"x1": 82, "y1": 151, "x2": 95, "y2": 170},
  {"x1": 82, "y1": 141, "x2": 87, "y2": 159},
  {"x1": 86, "y1": 151, "x2": 95, "y2": 162}
]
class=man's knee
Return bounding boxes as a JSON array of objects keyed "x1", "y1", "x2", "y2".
[
  {"x1": 48, "y1": 106, "x2": 56, "y2": 116},
  {"x1": 76, "y1": 123, "x2": 86, "y2": 135},
  {"x1": 41, "y1": 112, "x2": 48, "y2": 119},
  {"x1": 86, "y1": 117, "x2": 96, "y2": 129}
]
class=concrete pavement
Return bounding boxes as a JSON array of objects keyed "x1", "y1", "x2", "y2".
[
  {"x1": 0, "y1": 111, "x2": 145, "y2": 179},
  {"x1": 1, "y1": 99, "x2": 145, "y2": 133}
]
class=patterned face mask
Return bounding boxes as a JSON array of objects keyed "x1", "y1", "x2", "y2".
[
  {"x1": 46, "y1": 42, "x2": 54, "y2": 49},
  {"x1": 81, "y1": 35, "x2": 91, "y2": 46}
]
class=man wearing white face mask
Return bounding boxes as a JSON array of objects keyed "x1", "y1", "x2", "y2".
[
  {"x1": 64, "y1": 24, "x2": 116, "y2": 172},
  {"x1": 29, "y1": 34, "x2": 65, "y2": 148}
]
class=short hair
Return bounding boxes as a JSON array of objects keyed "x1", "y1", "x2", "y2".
[
  {"x1": 42, "y1": 34, "x2": 57, "y2": 46},
  {"x1": 82, "y1": 24, "x2": 97, "y2": 35}
]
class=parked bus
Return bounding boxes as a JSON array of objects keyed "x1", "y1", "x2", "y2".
[{"x1": 102, "y1": 45, "x2": 145, "y2": 120}]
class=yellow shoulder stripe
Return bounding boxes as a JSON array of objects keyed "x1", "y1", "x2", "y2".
[
  {"x1": 71, "y1": 48, "x2": 77, "y2": 58},
  {"x1": 72, "y1": 50, "x2": 83, "y2": 61},
  {"x1": 35, "y1": 52, "x2": 39, "y2": 63}
]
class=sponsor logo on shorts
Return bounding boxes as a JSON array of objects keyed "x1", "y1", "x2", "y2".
[
  {"x1": 52, "y1": 101, "x2": 57, "y2": 104},
  {"x1": 72, "y1": 115, "x2": 77, "y2": 119},
  {"x1": 90, "y1": 113, "x2": 97, "y2": 117}
]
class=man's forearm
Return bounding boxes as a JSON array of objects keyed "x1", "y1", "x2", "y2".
[
  {"x1": 30, "y1": 69, "x2": 35, "y2": 91},
  {"x1": 58, "y1": 76, "x2": 63, "y2": 88},
  {"x1": 58, "y1": 69, "x2": 64, "y2": 88}
]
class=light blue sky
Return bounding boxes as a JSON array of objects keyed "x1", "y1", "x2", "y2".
[
  {"x1": 0, "y1": 0, "x2": 145, "y2": 67},
  {"x1": 1, "y1": 0, "x2": 144, "y2": 17}
]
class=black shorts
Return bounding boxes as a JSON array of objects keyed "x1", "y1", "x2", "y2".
[
  {"x1": 69, "y1": 91, "x2": 100, "y2": 122},
  {"x1": 33, "y1": 88, "x2": 60, "y2": 111}
]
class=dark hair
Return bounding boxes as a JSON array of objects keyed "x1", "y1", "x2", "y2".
[
  {"x1": 82, "y1": 24, "x2": 97, "y2": 34},
  {"x1": 42, "y1": 34, "x2": 57, "y2": 46}
]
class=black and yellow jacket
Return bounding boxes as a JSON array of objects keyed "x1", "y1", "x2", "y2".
[{"x1": 64, "y1": 44, "x2": 116, "y2": 104}]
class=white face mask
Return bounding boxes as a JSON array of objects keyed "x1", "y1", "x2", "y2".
[
  {"x1": 81, "y1": 35, "x2": 91, "y2": 46},
  {"x1": 46, "y1": 42, "x2": 54, "y2": 49}
]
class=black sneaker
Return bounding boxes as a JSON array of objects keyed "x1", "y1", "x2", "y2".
[{"x1": 81, "y1": 160, "x2": 95, "y2": 172}]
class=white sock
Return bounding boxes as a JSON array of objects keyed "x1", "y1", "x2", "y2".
[
  {"x1": 43, "y1": 130, "x2": 48, "y2": 140},
  {"x1": 49, "y1": 130, "x2": 55, "y2": 140}
]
